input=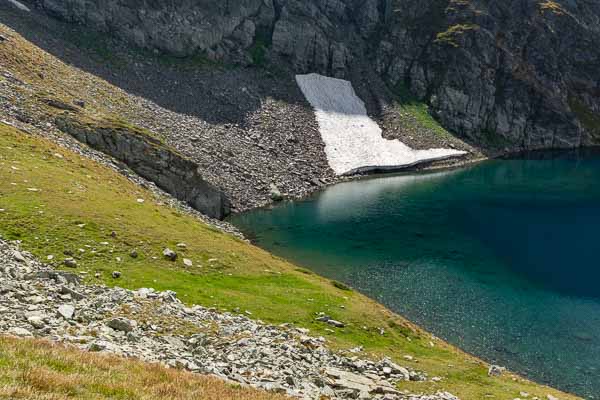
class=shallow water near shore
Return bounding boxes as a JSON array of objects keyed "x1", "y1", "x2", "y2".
[{"x1": 231, "y1": 151, "x2": 600, "y2": 398}]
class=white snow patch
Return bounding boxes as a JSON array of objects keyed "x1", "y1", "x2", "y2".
[
  {"x1": 295, "y1": 73, "x2": 466, "y2": 175},
  {"x1": 6, "y1": 0, "x2": 31, "y2": 12}
]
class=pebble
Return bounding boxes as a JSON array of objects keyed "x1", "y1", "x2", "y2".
[
  {"x1": 163, "y1": 248, "x2": 177, "y2": 261},
  {"x1": 63, "y1": 258, "x2": 78, "y2": 268},
  {"x1": 27, "y1": 316, "x2": 45, "y2": 329},
  {"x1": 57, "y1": 304, "x2": 75, "y2": 320},
  {"x1": 488, "y1": 365, "x2": 505, "y2": 377},
  {"x1": 9, "y1": 327, "x2": 33, "y2": 337},
  {"x1": 107, "y1": 317, "x2": 135, "y2": 332},
  {"x1": 12, "y1": 250, "x2": 26, "y2": 263}
]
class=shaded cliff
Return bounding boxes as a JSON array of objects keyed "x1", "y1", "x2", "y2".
[{"x1": 28, "y1": 0, "x2": 600, "y2": 152}]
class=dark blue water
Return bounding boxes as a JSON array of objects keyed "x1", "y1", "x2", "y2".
[{"x1": 230, "y1": 153, "x2": 600, "y2": 398}]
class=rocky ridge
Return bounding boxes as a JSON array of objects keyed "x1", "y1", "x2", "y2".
[{"x1": 0, "y1": 238, "x2": 459, "y2": 400}]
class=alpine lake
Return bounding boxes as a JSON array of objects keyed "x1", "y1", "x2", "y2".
[{"x1": 230, "y1": 151, "x2": 600, "y2": 398}]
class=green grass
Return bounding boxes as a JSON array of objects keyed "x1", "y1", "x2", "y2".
[
  {"x1": 249, "y1": 27, "x2": 272, "y2": 67},
  {"x1": 56, "y1": 112, "x2": 168, "y2": 146},
  {"x1": 0, "y1": 123, "x2": 579, "y2": 400},
  {"x1": 569, "y1": 96, "x2": 600, "y2": 142},
  {"x1": 434, "y1": 24, "x2": 480, "y2": 48},
  {"x1": 59, "y1": 21, "x2": 221, "y2": 71},
  {"x1": 391, "y1": 83, "x2": 453, "y2": 139},
  {"x1": 60, "y1": 28, "x2": 124, "y2": 67}
]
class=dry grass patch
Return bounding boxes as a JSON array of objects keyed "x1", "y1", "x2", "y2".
[{"x1": 0, "y1": 336, "x2": 286, "y2": 400}]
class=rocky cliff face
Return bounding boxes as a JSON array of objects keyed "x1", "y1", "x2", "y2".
[
  {"x1": 30, "y1": 0, "x2": 600, "y2": 152},
  {"x1": 55, "y1": 114, "x2": 231, "y2": 219},
  {"x1": 377, "y1": 0, "x2": 600, "y2": 150}
]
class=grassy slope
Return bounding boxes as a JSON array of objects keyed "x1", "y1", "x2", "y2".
[
  {"x1": 0, "y1": 337, "x2": 286, "y2": 400},
  {"x1": 0, "y1": 123, "x2": 578, "y2": 400},
  {"x1": 392, "y1": 83, "x2": 453, "y2": 139}
]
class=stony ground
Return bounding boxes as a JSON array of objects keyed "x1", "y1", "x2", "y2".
[{"x1": 0, "y1": 239, "x2": 460, "y2": 400}]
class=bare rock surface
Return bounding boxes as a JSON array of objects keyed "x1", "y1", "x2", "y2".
[{"x1": 27, "y1": 0, "x2": 600, "y2": 154}]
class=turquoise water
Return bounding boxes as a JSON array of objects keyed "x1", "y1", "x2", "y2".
[{"x1": 231, "y1": 153, "x2": 600, "y2": 398}]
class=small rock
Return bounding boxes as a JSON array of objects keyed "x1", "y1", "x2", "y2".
[
  {"x1": 163, "y1": 248, "x2": 177, "y2": 261},
  {"x1": 88, "y1": 340, "x2": 111, "y2": 352},
  {"x1": 28, "y1": 296, "x2": 45, "y2": 305},
  {"x1": 327, "y1": 319, "x2": 345, "y2": 328},
  {"x1": 130, "y1": 250, "x2": 138, "y2": 258},
  {"x1": 269, "y1": 184, "x2": 284, "y2": 201},
  {"x1": 183, "y1": 258, "x2": 193, "y2": 267},
  {"x1": 107, "y1": 317, "x2": 135, "y2": 333},
  {"x1": 57, "y1": 304, "x2": 75, "y2": 320},
  {"x1": 176, "y1": 243, "x2": 187, "y2": 249},
  {"x1": 63, "y1": 258, "x2": 77, "y2": 268},
  {"x1": 112, "y1": 271, "x2": 122, "y2": 279},
  {"x1": 12, "y1": 250, "x2": 26, "y2": 263},
  {"x1": 60, "y1": 286, "x2": 85, "y2": 300},
  {"x1": 27, "y1": 316, "x2": 45, "y2": 329},
  {"x1": 547, "y1": 396, "x2": 559, "y2": 400},
  {"x1": 9, "y1": 327, "x2": 33, "y2": 337},
  {"x1": 488, "y1": 365, "x2": 506, "y2": 377}
]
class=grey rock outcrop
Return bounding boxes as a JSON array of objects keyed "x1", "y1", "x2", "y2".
[
  {"x1": 38, "y1": 0, "x2": 274, "y2": 60},
  {"x1": 375, "y1": 0, "x2": 600, "y2": 151},
  {"x1": 55, "y1": 114, "x2": 231, "y2": 219}
]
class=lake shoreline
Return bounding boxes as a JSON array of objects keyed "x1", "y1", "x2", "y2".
[{"x1": 231, "y1": 156, "x2": 600, "y2": 398}]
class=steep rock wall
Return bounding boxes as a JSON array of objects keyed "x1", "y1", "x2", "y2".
[
  {"x1": 30, "y1": 0, "x2": 600, "y2": 152},
  {"x1": 376, "y1": 0, "x2": 600, "y2": 150}
]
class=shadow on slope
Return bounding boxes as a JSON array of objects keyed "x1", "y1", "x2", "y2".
[{"x1": 0, "y1": 5, "x2": 306, "y2": 127}]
